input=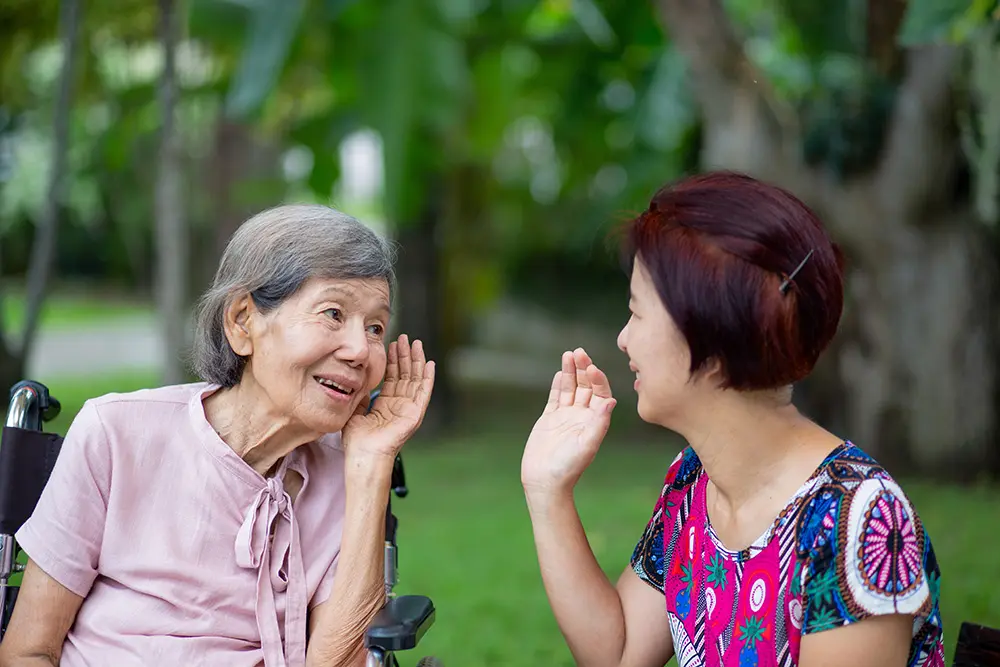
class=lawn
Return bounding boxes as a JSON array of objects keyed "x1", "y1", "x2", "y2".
[
  {"x1": 6, "y1": 373, "x2": 1000, "y2": 666},
  {"x1": 1, "y1": 286, "x2": 153, "y2": 331}
]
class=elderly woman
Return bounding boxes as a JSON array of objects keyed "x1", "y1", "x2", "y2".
[
  {"x1": 0, "y1": 205, "x2": 434, "y2": 666},
  {"x1": 520, "y1": 172, "x2": 945, "y2": 667}
]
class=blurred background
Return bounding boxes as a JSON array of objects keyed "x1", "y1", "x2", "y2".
[{"x1": 1, "y1": 0, "x2": 999, "y2": 664}]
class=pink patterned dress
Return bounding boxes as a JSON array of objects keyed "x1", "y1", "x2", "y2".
[{"x1": 631, "y1": 442, "x2": 944, "y2": 667}]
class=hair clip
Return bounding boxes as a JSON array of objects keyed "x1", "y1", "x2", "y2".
[{"x1": 779, "y1": 249, "x2": 814, "y2": 294}]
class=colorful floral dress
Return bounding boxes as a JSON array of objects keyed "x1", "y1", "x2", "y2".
[{"x1": 631, "y1": 442, "x2": 944, "y2": 667}]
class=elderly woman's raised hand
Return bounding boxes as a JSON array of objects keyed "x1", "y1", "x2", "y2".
[
  {"x1": 342, "y1": 334, "x2": 435, "y2": 461},
  {"x1": 521, "y1": 348, "x2": 617, "y2": 495}
]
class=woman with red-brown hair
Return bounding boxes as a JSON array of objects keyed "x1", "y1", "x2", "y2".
[{"x1": 520, "y1": 171, "x2": 944, "y2": 667}]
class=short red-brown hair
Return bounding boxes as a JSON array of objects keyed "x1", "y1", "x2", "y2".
[{"x1": 620, "y1": 171, "x2": 845, "y2": 390}]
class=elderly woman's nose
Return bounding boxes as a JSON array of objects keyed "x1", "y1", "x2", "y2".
[{"x1": 336, "y1": 320, "x2": 371, "y2": 364}]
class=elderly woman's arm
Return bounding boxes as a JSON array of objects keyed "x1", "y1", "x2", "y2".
[
  {"x1": 306, "y1": 452, "x2": 393, "y2": 666},
  {"x1": 0, "y1": 561, "x2": 83, "y2": 665},
  {"x1": 0, "y1": 400, "x2": 108, "y2": 664},
  {"x1": 306, "y1": 335, "x2": 436, "y2": 666}
]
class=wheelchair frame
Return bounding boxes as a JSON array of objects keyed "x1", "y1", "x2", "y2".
[{"x1": 0, "y1": 381, "x2": 437, "y2": 667}]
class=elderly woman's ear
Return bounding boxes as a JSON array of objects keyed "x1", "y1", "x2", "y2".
[{"x1": 222, "y1": 293, "x2": 255, "y2": 358}]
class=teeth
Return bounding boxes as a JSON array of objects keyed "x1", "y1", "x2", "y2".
[{"x1": 317, "y1": 377, "x2": 353, "y2": 394}]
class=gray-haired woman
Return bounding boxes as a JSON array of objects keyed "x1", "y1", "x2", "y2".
[{"x1": 0, "y1": 205, "x2": 434, "y2": 667}]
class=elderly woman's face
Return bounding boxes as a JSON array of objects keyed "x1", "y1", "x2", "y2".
[{"x1": 241, "y1": 276, "x2": 390, "y2": 434}]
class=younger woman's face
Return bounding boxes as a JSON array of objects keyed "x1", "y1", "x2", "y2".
[{"x1": 617, "y1": 256, "x2": 709, "y2": 428}]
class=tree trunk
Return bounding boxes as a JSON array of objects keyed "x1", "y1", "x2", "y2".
[
  {"x1": 155, "y1": 0, "x2": 187, "y2": 385},
  {"x1": 394, "y1": 177, "x2": 455, "y2": 433},
  {"x1": 798, "y1": 205, "x2": 1000, "y2": 478},
  {"x1": 656, "y1": 0, "x2": 1000, "y2": 477},
  {"x1": 16, "y1": 0, "x2": 80, "y2": 365},
  {"x1": 198, "y1": 119, "x2": 284, "y2": 294},
  {"x1": 0, "y1": 346, "x2": 24, "y2": 416}
]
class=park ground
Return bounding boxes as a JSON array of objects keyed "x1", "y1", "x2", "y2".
[{"x1": 4, "y1": 291, "x2": 1000, "y2": 665}]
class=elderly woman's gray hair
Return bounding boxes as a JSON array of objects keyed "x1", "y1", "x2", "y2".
[{"x1": 191, "y1": 204, "x2": 397, "y2": 387}]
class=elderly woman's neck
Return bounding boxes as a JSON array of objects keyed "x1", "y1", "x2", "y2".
[{"x1": 204, "y1": 383, "x2": 320, "y2": 477}]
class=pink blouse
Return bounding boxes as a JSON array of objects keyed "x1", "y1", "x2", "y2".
[{"x1": 15, "y1": 382, "x2": 348, "y2": 666}]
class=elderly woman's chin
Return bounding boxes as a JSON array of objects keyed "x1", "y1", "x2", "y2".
[{"x1": 298, "y1": 381, "x2": 370, "y2": 435}]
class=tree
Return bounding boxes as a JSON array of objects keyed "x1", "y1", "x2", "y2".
[
  {"x1": 0, "y1": 0, "x2": 81, "y2": 397},
  {"x1": 655, "y1": 0, "x2": 1000, "y2": 476},
  {"x1": 155, "y1": 0, "x2": 187, "y2": 385}
]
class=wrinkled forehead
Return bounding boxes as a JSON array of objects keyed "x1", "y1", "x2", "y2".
[{"x1": 299, "y1": 276, "x2": 392, "y2": 315}]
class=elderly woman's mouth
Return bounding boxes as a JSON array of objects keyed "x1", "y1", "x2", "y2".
[{"x1": 314, "y1": 375, "x2": 357, "y2": 397}]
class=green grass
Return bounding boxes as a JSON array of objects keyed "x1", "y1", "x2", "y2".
[
  {"x1": 0, "y1": 287, "x2": 152, "y2": 331},
  {"x1": 8, "y1": 375, "x2": 1000, "y2": 666}
]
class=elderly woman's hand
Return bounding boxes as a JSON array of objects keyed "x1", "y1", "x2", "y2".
[{"x1": 342, "y1": 334, "x2": 435, "y2": 461}]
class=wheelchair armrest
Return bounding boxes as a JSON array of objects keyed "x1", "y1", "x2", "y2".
[
  {"x1": 364, "y1": 595, "x2": 435, "y2": 653},
  {"x1": 953, "y1": 621, "x2": 1000, "y2": 667}
]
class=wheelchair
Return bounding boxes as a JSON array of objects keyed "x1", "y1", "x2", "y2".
[{"x1": 0, "y1": 380, "x2": 440, "y2": 667}]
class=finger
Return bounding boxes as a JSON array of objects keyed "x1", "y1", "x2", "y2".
[
  {"x1": 397, "y1": 334, "x2": 412, "y2": 381},
  {"x1": 410, "y1": 338, "x2": 426, "y2": 382},
  {"x1": 572, "y1": 348, "x2": 593, "y2": 406},
  {"x1": 386, "y1": 341, "x2": 399, "y2": 382},
  {"x1": 558, "y1": 351, "x2": 577, "y2": 406},
  {"x1": 411, "y1": 360, "x2": 436, "y2": 430},
  {"x1": 547, "y1": 371, "x2": 560, "y2": 404},
  {"x1": 382, "y1": 341, "x2": 399, "y2": 396},
  {"x1": 586, "y1": 364, "x2": 614, "y2": 400},
  {"x1": 574, "y1": 348, "x2": 592, "y2": 390},
  {"x1": 414, "y1": 360, "x2": 436, "y2": 407}
]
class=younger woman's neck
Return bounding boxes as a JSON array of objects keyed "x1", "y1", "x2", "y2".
[{"x1": 674, "y1": 390, "x2": 823, "y2": 509}]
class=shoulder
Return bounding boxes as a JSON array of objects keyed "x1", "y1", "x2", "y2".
[
  {"x1": 797, "y1": 442, "x2": 941, "y2": 636},
  {"x1": 795, "y1": 442, "x2": 921, "y2": 555},
  {"x1": 87, "y1": 381, "x2": 211, "y2": 412},
  {"x1": 81, "y1": 382, "x2": 211, "y2": 430},
  {"x1": 630, "y1": 448, "x2": 703, "y2": 593},
  {"x1": 63, "y1": 383, "x2": 215, "y2": 468},
  {"x1": 664, "y1": 446, "x2": 703, "y2": 493},
  {"x1": 644, "y1": 447, "x2": 703, "y2": 530}
]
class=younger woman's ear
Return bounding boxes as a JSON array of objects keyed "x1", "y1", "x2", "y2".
[
  {"x1": 222, "y1": 293, "x2": 254, "y2": 357},
  {"x1": 701, "y1": 357, "x2": 727, "y2": 387}
]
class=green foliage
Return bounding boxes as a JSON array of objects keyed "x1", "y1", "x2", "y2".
[
  {"x1": 223, "y1": 0, "x2": 307, "y2": 120},
  {"x1": 800, "y1": 71, "x2": 897, "y2": 178},
  {"x1": 898, "y1": 0, "x2": 998, "y2": 45},
  {"x1": 775, "y1": 0, "x2": 864, "y2": 60}
]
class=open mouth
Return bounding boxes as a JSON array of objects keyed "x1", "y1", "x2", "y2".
[{"x1": 314, "y1": 376, "x2": 356, "y2": 396}]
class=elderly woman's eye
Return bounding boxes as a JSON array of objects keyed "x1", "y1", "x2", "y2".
[
  {"x1": 367, "y1": 323, "x2": 385, "y2": 336},
  {"x1": 324, "y1": 308, "x2": 342, "y2": 320}
]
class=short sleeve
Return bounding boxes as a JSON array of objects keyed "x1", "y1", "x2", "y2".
[
  {"x1": 800, "y1": 478, "x2": 936, "y2": 635},
  {"x1": 629, "y1": 449, "x2": 691, "y2": 593},
  {"x1": 309, "y1": 551, "x2": 339, "y2": 609},
  {"x1": 630, "y1": 493, "x2": 667, "y2": 592},
  {"x1": 15, "y1": 400, "x2": 112, "y2": 598}
]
